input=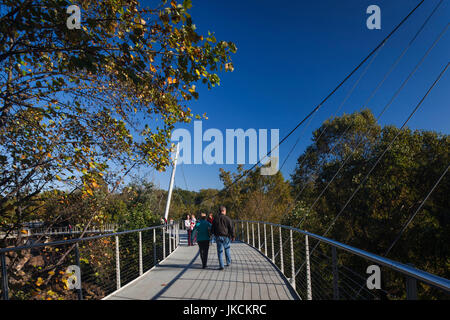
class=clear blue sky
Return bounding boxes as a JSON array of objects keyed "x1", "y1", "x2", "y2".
[{"x1": 138, "y1": 0, "x2": 449, "y2": 192}]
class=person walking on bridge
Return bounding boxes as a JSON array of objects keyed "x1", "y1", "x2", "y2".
[
  {"x1": 211, "y1": 206, "x2": 234, "y2": 270},
  {"x1": 191, "y1": 213, "x2": 212, "y2": 269},
  {"x1": 184, "y1": 214, "x2": 192, "y2": 246}
]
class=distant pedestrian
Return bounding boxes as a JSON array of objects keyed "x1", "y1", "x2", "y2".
[
  {"x1": 184, "y1": 214, "x2": 192, "y2": 246},
  {"x1": 211, "y1": 206, "x2": 234, "y2": 270},
  {"x1": 191, "y1": 213, "x2": 212, "y2": 269},
  {"x1": 207, "y1": 213, "x2": 215, "y2": 243},
  {"x1": 190, "y1": 214, "x2": 197, "y2": 245}
]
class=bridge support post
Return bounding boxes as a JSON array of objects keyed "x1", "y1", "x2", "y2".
[
  {"x1": 305, "y1": 234, "x2": 312, "y2": 300},
  {"x1": 332, "y1": 246, "x2": 339, "y2": 300},
  {"x1": 271, "y1": 225, "x2": 274, "y2": 262},
  {"x1": 153, "y1": 229, "x2": 157, "y2": 266},
  {"x1": 162, "y1": 227, "x2": 166, "y2": 259},
  {"x1": 168, "y1": 224, "x2": 172, "y2": 254},
  {"x1": 115, "y1": 235, "x2": 121, "y2": 290},
  {"x1": 172, "y1": 224, "x2": 175, "y2": 251},
  {"x1": 138, "y1": 232, "x2": 143, "y2": 276},
  {"x1": 176, "y1": 223, "x2": 179, "y2": 247},
  {"x1": 246, "y1": 222, "x2": 249, "y2": 244},
  {"x1": 257, "y1": 223, "x2": 261, "y2": 251},
  {"x1": 252, "y1": 223, "x2": 255, "y2": 248},
  {"x1": 264, "y1": 224, "x2": 267, "y2": 256},
  {"x1": 290, "y1": 229, "x2": 296, "y2": 290},
  {"x1": 1, "y1": 253, "x2": 9, "y2": 300},
  {"x1": 406, "y1": 264, "x2": 418, "y2": 300},
  {"x1": 279, "y1": 227, "x2": 284, "y2": 274},
  {"x1": 74, "y1": 243, "x2": 83, "y2": 300}
]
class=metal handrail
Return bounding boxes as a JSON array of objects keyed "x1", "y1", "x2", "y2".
[
  {"x1": 235, "y1": 220, "x2": 450, "y2": 293},
  {"x1": 1, "y1": 222, "x2": 180, "y2": 300},
  {"x1": 0, "y1": 223, "x2": 172, "y2": 254}
]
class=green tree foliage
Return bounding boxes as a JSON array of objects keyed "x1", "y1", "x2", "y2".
[
  {"x1": 286, "y1": 109, "x2": 449, "y2": 295},
  {"x1": 218, "y1": 165, "x2": 293, "y2": 222},
  {"x1": 0, "y1": 0, "x2": 236, "y2": 236}
]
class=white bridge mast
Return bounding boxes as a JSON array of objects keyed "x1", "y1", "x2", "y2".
[{"x1": 164, "y1": 142, "x2": 180, "y2": 222}]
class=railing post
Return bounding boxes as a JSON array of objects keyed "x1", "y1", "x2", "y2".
[
  {"x1": 332, "y1": 246, "x2": 339, "y2": 300},
  {"x1": 74, "y1": 243, "x2": 83, "y2": 300},
  {"x1": 252, "y1": 223, "x2": 255, "y2": 248},
  {"x1": 290, "y1": 229, "x2": 296, "y2": 290},
  {"x1": 246, "y1": 222, "x2": 249, "y2": 244},
  {"x1": 241, "y1": 221, "x2": 244, "y2": 241},
  {"x1": 257, "y1": 223, "x2": 261, "y2": 251},
  {"x1": 162, "y1": 227, "x2": 166, "y2": 259},
  {"x1": 406, "y1": 264, "x2": 418, "y2": 300},
  {"x1": 153, "y1": 228, "x2": 157, "y2": 266},
  {"x1": 271, "y1": 225, "x2": 274, "y2": 262},
  {"x1": 264, "y1": 224, "x2": 267, "y2": 256},
  {"x1": 168, "y1": 224, "x2": 172, "y2": 254},
  {"x1": 176, "y1": 223, "x2": 179, "y2": 247},
  {"x1": 173, "y1": 224, "x2": 176, "y2": 250},
  {"x1": 279, "y1": 226, "x2": 284, "y2": 274},
  {"x1": 138, "y1": 231, "x2": 143, "y2": 276},
  {"x1": 305, "y1": 234, "x2": 312, "y2": 300},
  {"x1": 115, "y1": 235, "x2": 121, "y2": 290},
  {"x1": 1, "y1": 253, "x2": 9, "y2": 300}
]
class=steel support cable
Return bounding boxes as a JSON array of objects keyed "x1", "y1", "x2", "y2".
[
  {"x1": 280, "y1": 42, "x2": 385, "y2": 173},
  {"x1": 275, "y1": 22, "x2": 449, "y2": 269},
  {"x1": 180, "y1": 163, "x2": 189, "y2": 191},
  {"x1": 304, "y1": 63, "x2": 449, "y2": 287},
  {"x1": 288, "y1": 13, "x2": 447, "y2": 231},
  {"x1": 294, "y1": 60, "x2": 449, "y2": 279},
  {"x1": 319, "y1": 61, "x2": 449, "y2": 241},
  {"x1": 245, "y1": 15, "x2": 444, "y2": 240},
  {"x1": 199, "y1": 0, "x2": 425, "y2": 206},
  {"x1": 296, "y1": 22, "x2": 450, "y2": 229},
  {"x1": 241, "y1": 47, "x2": 385, "y2": 229},
  {"x1": 364, "y1": 0, "x2": 444, "y2": 108},
  {"x1": 384, "y1": 162, "x2": 450, "y2": 256}
]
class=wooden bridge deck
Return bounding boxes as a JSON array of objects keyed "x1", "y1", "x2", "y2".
[{"x1": 105, "y1": 232, "x2": 299, "y2": 300}]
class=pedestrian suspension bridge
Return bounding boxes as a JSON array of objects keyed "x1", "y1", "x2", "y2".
[{"x1": 1, "y1": 220, "x2": 449, "y2": 300}]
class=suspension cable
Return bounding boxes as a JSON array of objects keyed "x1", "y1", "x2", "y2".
[
  {"x1": 384, "y1": 162, "x2": 450, "y2": 256},
  {"x1": 200, "y1": 0, "x2": 426, "y2": 205}
]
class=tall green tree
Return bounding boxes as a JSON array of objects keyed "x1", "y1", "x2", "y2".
[
  {"x1": 288, "y1": 109, "x2": 449, "y2": 285},
  {"x1": 218, "y1": 165, "x2": 293, "y2": 222}
]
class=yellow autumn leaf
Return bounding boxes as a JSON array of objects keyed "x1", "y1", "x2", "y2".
[{"x1": 35, "y1": 277, "x2": 44, "y2": 286}]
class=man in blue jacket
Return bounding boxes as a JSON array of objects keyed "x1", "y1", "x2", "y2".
[{"x1": 191, "y1": 213, "x2": 212, "y2": 269}]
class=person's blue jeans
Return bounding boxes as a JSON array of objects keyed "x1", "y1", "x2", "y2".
[{"x1": 215, "y1": 236, "x2": 231, "y2": 268}]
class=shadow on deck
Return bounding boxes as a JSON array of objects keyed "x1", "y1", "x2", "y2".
[{"x1": 104, "y1": 231, "x2": 299, "y2": 300}]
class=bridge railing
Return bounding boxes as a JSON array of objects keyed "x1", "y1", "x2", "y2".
[
  {"x1": 0, "y1": 222, "x2": 180, "y2": 300},
  {"x1": 0, "y1": 224, "x2": 119, "y2": 239},
  {"x1": 234, "y1": 220, "x2": 450, "y2": 300}
]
